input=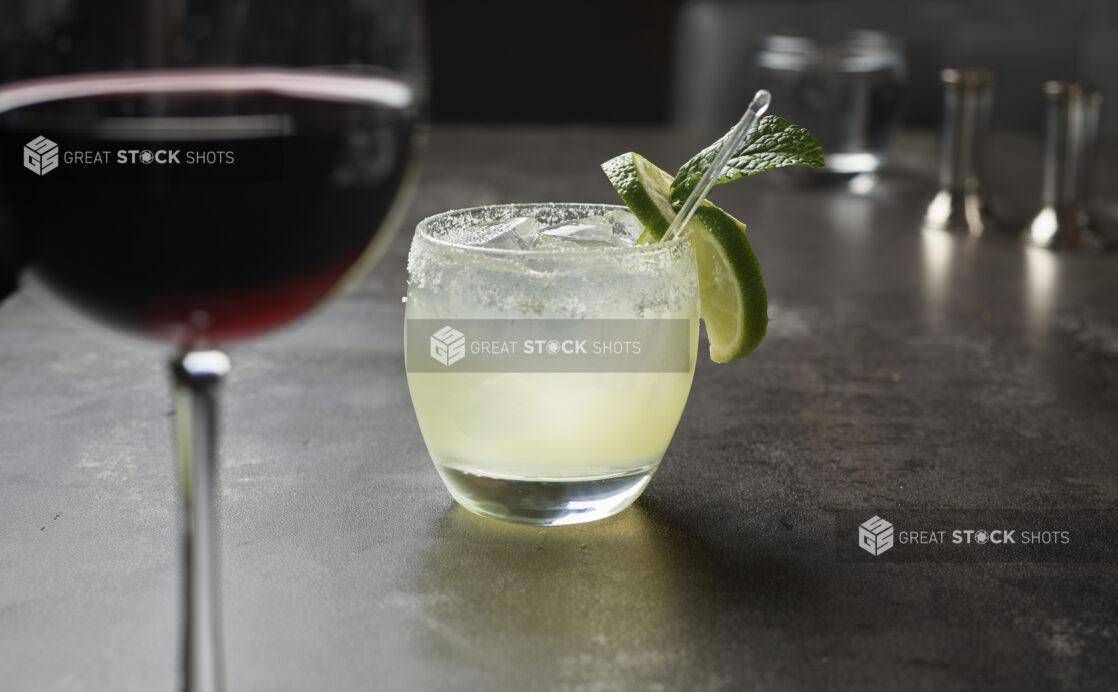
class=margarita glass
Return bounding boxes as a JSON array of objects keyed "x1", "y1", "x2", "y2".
[{"x1": 405, "y1": 203, "x2": 698, "y2": 525}]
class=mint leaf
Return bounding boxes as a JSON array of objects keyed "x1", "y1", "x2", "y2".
[{"x1": 669, "y1": 115, "x2": 824, "y2": 208}]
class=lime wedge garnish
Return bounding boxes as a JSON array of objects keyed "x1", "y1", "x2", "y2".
[
  {"x1": 601, "y1": 152, "x2": 679, "y2": 244},
  {"x1": 689, "y1": 205, "x2": 768, "y2": 361},
  {"x1": 602, "y1": 153, "x2": 767, "y2": 362}
]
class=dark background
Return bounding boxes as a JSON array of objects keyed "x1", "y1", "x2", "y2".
[
  {"x1": 426, "y1": 0, "x2": 1118, "y2": 135},
  {"x1": 426, "y1": 0, "x2": 684, "y2": 124}
]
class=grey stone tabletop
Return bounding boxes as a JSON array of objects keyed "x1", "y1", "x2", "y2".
[{"x1": 2, "y1": 126, "x2": 1118, "y2": 691}]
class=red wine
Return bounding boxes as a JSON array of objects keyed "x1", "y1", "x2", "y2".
[{"x1": 0, "y1": 70, "x2": 418, "y2": 343}]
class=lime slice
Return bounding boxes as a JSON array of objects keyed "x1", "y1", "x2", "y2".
[
  {"x1": 601, "y1": 152, "x2": 677, "y2": 243},
  {"x1": 602, "y1": 153, "x2": 767, "y2": 362},
  {"x1": 689, "y1": 205, "x2": 768, "y2": 361}
]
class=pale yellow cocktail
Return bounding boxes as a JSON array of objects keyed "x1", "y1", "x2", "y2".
[{"x1": 405, "y1": 203, "x2": 698, "y2": 525}]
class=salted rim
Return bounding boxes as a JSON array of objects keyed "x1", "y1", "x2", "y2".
[{"x1": 414, "y1": 202, "x2": 691, "y2": 256}]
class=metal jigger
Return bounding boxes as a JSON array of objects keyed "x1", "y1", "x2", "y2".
[
  {"x1": 1024, "y1": 82, "x2": 1105, "y2": 250},
  {"x1": 924, "y1": 68, "x2": 996, "y2": 234}
]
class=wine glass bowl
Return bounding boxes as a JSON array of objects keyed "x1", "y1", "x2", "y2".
[{"x1": 0, "y1": 68, "x2": 419, "y2": 344}]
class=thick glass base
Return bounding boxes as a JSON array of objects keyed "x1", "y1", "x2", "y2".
[{"x1": 434, "y1": 463, "x2": 657, "y2": 526}]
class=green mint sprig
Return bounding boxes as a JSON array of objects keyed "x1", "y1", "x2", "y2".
[{"x1": 669, "y1": 115, "x2": 825, "y2": 209}]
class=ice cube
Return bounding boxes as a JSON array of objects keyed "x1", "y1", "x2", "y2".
[
  {"x1": 601, "y1": 209, "x2": 644, "y2": 243},
  {"x1": 461, "y1": 217, "x2": 540, "y2": 250},
  {"x1": 538, "y1": 211, "x2": 642, "y2": 247},
  {"x1": 540, "y1": 215, "x2": 615, "y2": 241}
]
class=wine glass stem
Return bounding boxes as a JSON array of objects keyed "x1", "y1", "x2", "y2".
[{"x1": 172, "y1": 350, "x2": 231, "y2": 692}]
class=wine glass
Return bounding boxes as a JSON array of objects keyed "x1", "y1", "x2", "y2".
[{"x1": 0, "y1": 2, "x2": 425, "y2": 690}]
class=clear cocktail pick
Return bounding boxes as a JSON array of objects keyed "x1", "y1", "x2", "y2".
[{"x1": 662, "y1": 89, "x2": 771, "y2": 242}]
